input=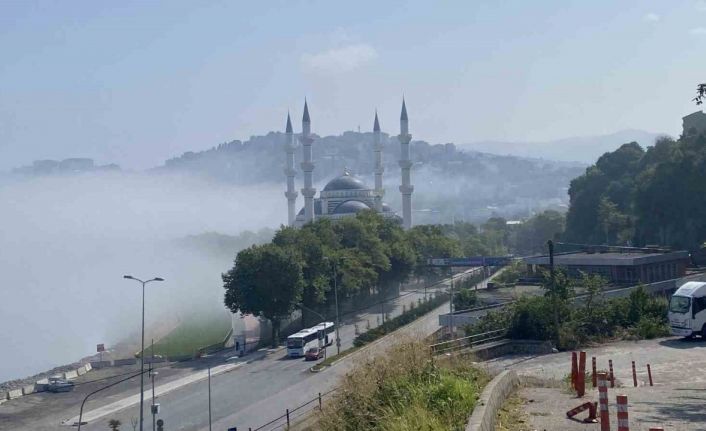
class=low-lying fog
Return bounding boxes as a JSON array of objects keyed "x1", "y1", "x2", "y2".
[{"x1": 0, "y1": 172, "x2": 283, "y2": 382}]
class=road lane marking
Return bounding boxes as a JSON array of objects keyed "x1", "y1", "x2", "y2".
[{"x1": 62, "y1": 361, "x2": 247, "y2": 426}]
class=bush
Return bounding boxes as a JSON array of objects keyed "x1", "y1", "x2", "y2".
[
  {"x1": 453, "y1": 288, "x2": 478, "y2": 310},
  {"x1": 317, "y1": 341, "x2": 488, "y2": 431},
  {"x1": 353, "y1": 294, "x2": 448, "y2": 347},
  {"x1": 634, "y1": 316, "x2": 670, "y2": 339}
]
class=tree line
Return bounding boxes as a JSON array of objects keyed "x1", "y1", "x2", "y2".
[
  {"x1": 222, "y1": 210, "x2": 564, "y2": 345},
  {"x1": 564, "y1": 131, "x2": 706, "y2": 251}
]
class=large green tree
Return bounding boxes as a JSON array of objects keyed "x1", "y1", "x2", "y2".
[{"x1": 223, "y1": 243, "x2": 304, "y2": 346}]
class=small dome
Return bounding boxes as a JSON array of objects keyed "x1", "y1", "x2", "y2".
[
  {"x1": 333, "y1": 200, "x2": 371, "y2": 214},
  {"x1": 323, "y1": 173, "x2": 367, "y2": 191}
]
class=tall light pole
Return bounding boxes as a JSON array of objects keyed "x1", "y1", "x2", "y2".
[
  {"x1": 323, "y1": 257, "x2": 342, "y2": 355},
  {"x1": 123, "y1": 275, "x2": 164, "y2": 431}
]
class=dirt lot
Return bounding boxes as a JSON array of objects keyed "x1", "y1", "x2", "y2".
[{"x1": 486, "y1": 337, "x2": 706, "y2": 430}]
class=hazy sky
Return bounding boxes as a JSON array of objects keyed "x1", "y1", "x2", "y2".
[{"x1": 1, "y1": 0, "x2": 704, "y2": 170}]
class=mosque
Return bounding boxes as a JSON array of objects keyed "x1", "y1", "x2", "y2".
[{"x1": 283, "y1": 99, "x2": 414, "y2": 229}]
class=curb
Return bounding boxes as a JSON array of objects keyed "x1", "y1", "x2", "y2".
[{"x1": 465, "y1": 369, "x2": 521, "y2": 431}]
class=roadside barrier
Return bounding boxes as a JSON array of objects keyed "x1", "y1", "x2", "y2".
[
  {"x1": 570, "y1": 353, "x2": 575, "y2": 388},
  {"x1": 616, "y1": 394, "x2": 629, "y2": 431},
  {"x1": 631, "y1": 361, "x2": 637, "y2": 387},
  {"x1": 577, "y1": 351, "x2": 586, "y2": 397},
  {"x1": 609, "y1": 360, "x2": 615, "y2": 388},
  {"x1": 598, "y1": 372, "x2": 610, "y2": 431},
  {"x1": 592, "y1": 357, "x2": 597, "y2": 388},
  {"x1": 566, "y1": 401, "x2": 598, "y2": 423},
  {"x1": 647, "y1": 364, "x2": 653, "y2": 386}
]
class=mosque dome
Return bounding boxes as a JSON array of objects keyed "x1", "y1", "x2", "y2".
[
  {"x1": 332, "y1": 200, "x2": 371, "y2": 214},
  {"x1": 323, "y1": 172, "x2": 367, "y2": 191}
]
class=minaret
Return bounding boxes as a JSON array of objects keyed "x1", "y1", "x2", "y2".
[
  {"x1": 283, "y1": 113, "x2": 298, "y2": 226},
  {"x1": 398, "y1": 98, "x2": 413, "y2": 229},
  {"x1": 373, "y1": 111, "x2": 384, "y2": 212},
  {"x1": 300, "y1": 100, "x2": 316, "y2": 224}
]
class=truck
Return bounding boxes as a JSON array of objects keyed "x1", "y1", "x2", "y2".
[{"x1": 668, "y1": 281, "x2": 706, "y2": 338}]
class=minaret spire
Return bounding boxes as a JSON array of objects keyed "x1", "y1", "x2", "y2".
[
  {"x1": 373, "y1": 110, "x2": 384, "y2": 211},
  {"x1": 300, "y1": 99, "x2": 316, "y2": 224},
  {"x1": 284, "y1": 112, "x2": 298, "y2": 226},
  {"x1": 398, "y1": 98, "x2": 413, "y2": 229}
]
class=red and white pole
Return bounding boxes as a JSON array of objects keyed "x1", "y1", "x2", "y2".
[
  {"x1": 647, "y1": 364, "x2": 653, "y2": 386},
  {"x1": 598, "y1": 372, "x2": 610, "y2": 431},
  {"x1": 577, "y1": 351, "x2": 586, "y2": 397},
  {"x1": 631, "y1": 361, "x2": 637, "y2": 387},
  {"x1": 571, "y1": 351, "x2": 578, "y2": 389},
  {"x1": 609, "y1": 359, "x2": 615, "y2": 388},
  {"x1": 616, "y1": 394, "x2": 629, "y2": 431}
]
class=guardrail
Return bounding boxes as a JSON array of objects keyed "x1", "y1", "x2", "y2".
[
  {"x1": 429, "y1": 328, "x2": 508, "y2": 356},
  {"x1": 249, "y1": 388, "x2": 337, "y2": 431}
]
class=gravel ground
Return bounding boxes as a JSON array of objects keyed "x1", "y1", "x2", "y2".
[{"x1": 486, "y1": 337, "x2": 706, "y2": 430}]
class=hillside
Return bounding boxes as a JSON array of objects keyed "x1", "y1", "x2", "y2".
[{"x1": 157, "y1": 131, "x2": 585, "y2": 223}]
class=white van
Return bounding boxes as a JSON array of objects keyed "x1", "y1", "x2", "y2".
[{"x1": 668, "y1": 281, "x2": 706, "y2": 337}]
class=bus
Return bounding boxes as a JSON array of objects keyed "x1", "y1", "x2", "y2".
[{"x1": 286, "y1": 322, "x2": 335, "y2": 358}]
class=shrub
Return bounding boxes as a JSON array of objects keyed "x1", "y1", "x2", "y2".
[
  {"x1": 353, "y1": 294, "x2": 448, "y2": 347},
  {"x1": 317, "y1": 341, "x2": 488, "y2": 431}
]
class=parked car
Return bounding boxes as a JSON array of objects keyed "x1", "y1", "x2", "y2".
[
  {"x1": 47, "y1": 377, "x2": 75, "y2": 393},
  {"x1": 305, "y1": 347, "x2": 324, "y2": 361}
]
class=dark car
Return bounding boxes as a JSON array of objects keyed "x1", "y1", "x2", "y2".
[{"x1": 305, "y1": 347, "x2": 324, "y2": 361}]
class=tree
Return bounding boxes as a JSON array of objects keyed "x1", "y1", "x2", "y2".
[
  {"x1": 223, "y1": 244, "x2": 304, "y2": 347},
  {"x1": 108, "y1": 419, "x2": 121, "y2": 431},
  {"x1": 694, "y1": 82, "x2": 705, "y2": 105}
]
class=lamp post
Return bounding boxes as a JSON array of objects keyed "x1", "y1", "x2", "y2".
[
  {"x1": 123, "y1": 275, "x2": 164, "y2": 431},
  {"x1": 323, "y1": 257, "x2": 342, "y2": 355}
]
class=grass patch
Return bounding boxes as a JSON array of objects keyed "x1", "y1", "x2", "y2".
[
  {"x1": 495, "y1": 391, "x2": 530, "y2": 431},
  {"x1": 316, "y1": 340, "x2": 489, "y2": 431},
  {"x1": 144, "y1": 312, "x2": 231, "y2": 358}
]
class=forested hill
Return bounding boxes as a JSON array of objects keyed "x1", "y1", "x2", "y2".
[
  {"x1": 157, "y1": 131, "x2": 585, "y2": 222},
  {"x1": 564, "y1": 133, "x2": 706, "y2": 251}
]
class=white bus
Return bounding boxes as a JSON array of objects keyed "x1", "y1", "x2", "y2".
[{"x1": 286, "y1": 322, "x2": 335, "y2": 358}]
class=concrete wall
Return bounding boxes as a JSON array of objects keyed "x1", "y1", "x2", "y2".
[
  {"x1": 113, "y1": 358, "x2": 137, "y2": 366},
  {"x1": 465, "y1": 370, "x2": 520, "y2": 431}
]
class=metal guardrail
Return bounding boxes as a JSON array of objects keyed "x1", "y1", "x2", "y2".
[
  {"x1": 249, "y1": 388, "x2": 338, "y2": 431},
  {"x1": 429, "y1": 328, "x2": 508, "y2": 355}
]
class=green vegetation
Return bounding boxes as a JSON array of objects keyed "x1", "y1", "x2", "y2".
[
  {"x1": 316, "y1": 341, "x2": 488, "y2": 431},
  {"x1": 564, "y1": 132, "x2": 706, "y2": 250},
  {"x1": 467, "y1": 273, "x2": 670, "y2": 350},
  {"x1": 353, "y1": 294, "x2": 449, "y2": 347},
  {"x1": 146, "y1": 312, "x2": 231, "y2": 358},
  {"x1": 492, "y1": 260, "x2": 525, "y2": 286},
  {"x1": 222, "y1": 210, "x2": 563, "y2": 347}
]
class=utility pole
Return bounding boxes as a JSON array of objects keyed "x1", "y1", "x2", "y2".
[
  {"x1": 449, "y1": 272, "x2": 455, "y2": 339},
  {"x1": 208, "y1": 366, "x2": 212, "y2": 431},
  {"x1": 547, "y1": 240, "x2": 559, "y2": 338},
  {"x1": 333, "y1": 261, "x2": 341, "y2": 355},
  {"x1": 150, "y1": 339, "x2": 157, "y2": 431}
]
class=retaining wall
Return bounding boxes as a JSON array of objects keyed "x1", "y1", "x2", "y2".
[{"x1": 465, "y1": 369, "x2": 520, "y2": 431}]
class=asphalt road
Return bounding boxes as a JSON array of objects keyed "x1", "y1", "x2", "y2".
[
  {"x1": 0, "y1": 269, "x2": 475, "y2": 431},
  {"x1": 82, "y1": 283, "x2": 452, "y2": 431}
]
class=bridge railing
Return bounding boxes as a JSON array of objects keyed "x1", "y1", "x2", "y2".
[{"x1": 429, "y1": 328, "x2": 508, "y2": 356}]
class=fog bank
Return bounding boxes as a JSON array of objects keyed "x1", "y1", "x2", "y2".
[{"x1": 0, "y1": 172, "x2": 282, "y2": 382}]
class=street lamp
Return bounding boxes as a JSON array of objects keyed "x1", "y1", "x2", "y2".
[
  {"x1": 123, "y1": 275, "x2": 164, "y2": 431},
  {"x1": 323, "y1": 257, "x2": 342, "y2": 355}
]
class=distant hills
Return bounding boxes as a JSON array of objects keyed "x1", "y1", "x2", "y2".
[
  {"x1": 460, "y1": 129, "x2": 668, "y2": 163},
  {"x1": 10, "y1": 128, "x2": 668, "y2": 223}
]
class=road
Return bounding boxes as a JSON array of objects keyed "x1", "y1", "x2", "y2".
[
  {"x1": 81, "y1": 281, "x2": 454, "y2": 431},
  {"x1": 1, "y1": 270, "x2": 477, "y2": 431}
]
